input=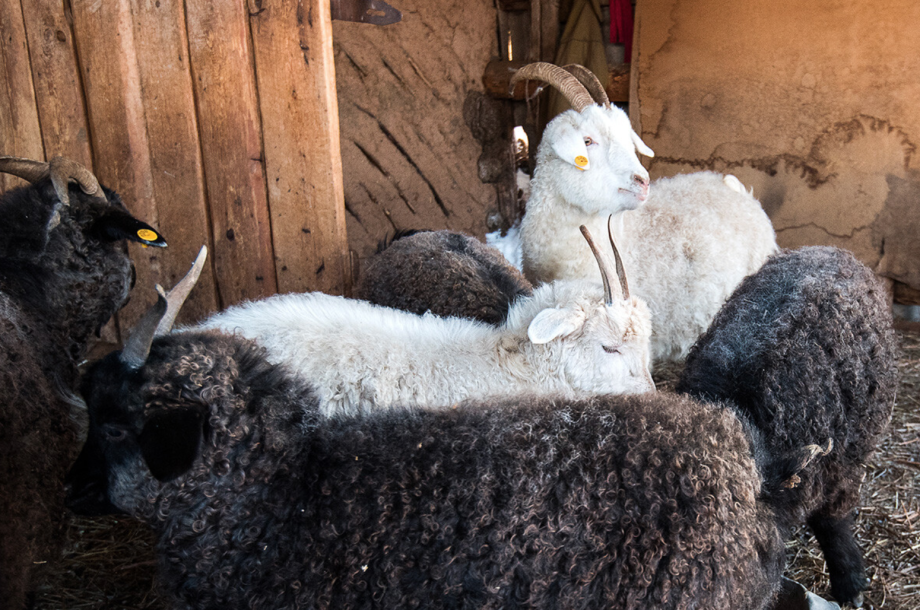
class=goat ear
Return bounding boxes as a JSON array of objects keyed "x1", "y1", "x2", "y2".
[
  {"x1": 138, "y1": 407, "x2": 205, "y2": 482},
  {"x1": 630, "y1": 129, "x2": 654, "y2": 158},
  {"x1": 551, "y1": 124, "x2": 591, "y2": 171},
  {"x1": 528, "y1": 307, "x2": 585, "y2": 344},
  {"x1": 93, "y1": 209, "x2": 168, "y2": 247}
]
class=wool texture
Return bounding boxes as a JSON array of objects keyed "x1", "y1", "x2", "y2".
[
  {"x1": 71, "y1": 331, "x2": 787, "y2": 610},
  {"x1": 677, "y1": 245, "x2": 899, "y2": 605}
]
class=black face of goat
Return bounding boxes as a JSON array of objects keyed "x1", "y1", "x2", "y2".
[{"x1": 66, "y1": 351, "x2": 207, "y2": 516}]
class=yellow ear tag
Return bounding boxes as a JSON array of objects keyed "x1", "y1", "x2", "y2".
[
  {"x1": 574, "y1": 155, "x2": 589, "y2": 170},
  {"x1": 137, "y1": 229, "x2": 159, "y2": 242}
]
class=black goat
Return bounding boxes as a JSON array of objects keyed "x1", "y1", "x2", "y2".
[
  {"x1": 64, "y1": 283, "x2": 813, "y2": 610},
  {"x1": 0, "y1": 155, "x2": 165, "y2": 609},
  {"x1": 677, "y1": 246, "x2": 899, "y2": 607},
  {"x1": 355, "y1": 229, "x2": 532, "y2": 324}
]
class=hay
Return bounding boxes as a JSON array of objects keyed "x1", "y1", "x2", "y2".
[{"x1": 33, "y1": 331, "x2": 920, "y2": 609}]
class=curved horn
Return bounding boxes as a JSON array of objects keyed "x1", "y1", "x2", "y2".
[
  {"x1": 120, "y1": 285, "x2": 168, "y2": 370},
  {"x1": 509, "y1": 62, "x2": 596, "y2": 113},
  {"x1": 0, "y1": 155, "x2": 103, "y2": 207},
  {"x1": 562, "y1": 64, "x2": 610, "y2": 108},
  {"x1": 580, "y1": 225, "x2": 615, "y2": 305},
  {"x1": 0, "y1": 156, "x2": 51, "y2": 183},
  {"x1": 154, "y1": 245, "x2": 209, "y2": 336},
  {"x1": 47, "y1": 156, "x2": 102, "y2": 207},
  {"x1": 606, "y1": 215, "x2": 630, "y2": 300}
]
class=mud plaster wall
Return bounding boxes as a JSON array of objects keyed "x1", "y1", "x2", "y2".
[
  {"x1": 631, "y1": 0, "x2": 920, "y2": 297},
  {"x1": 332, "y1": 0, "x2": 498, "y2": 264}
]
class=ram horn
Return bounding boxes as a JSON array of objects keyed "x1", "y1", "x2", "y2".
[
  {"x1": 0, "y1": 155, "x2": 103, "y2": 207},
  {"x1": 120, "y1": 245, "x2": 209, "y2": 369},
  {"x1": 562, "y1": 64, "x2": 610, "y2": 108},
  {"x1": 155, "y1": 245, "x2": 209, "y2": 336},
  {"x1": 509, "y1": 62, "x2": 596, "y2": 113},
  {"x1": 580, "y1": 224, "x2": 616, "y2": 305},
  {"x1": 120, "y1": 286, "x2": 168, "y2": 370},
  {"x1": 606, "y1": 215, "x2": 630, "y2": 300}
]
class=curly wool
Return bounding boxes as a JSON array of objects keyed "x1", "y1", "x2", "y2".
[
  {"x1": 0, "y1": 180, "x2": 136, "y2": 609},
  {"x1": 677, "y1": 246, "x2": 899, "y2": 604},
  {"x1": 77, "y1": 331, "x2": 786, "y2": 610},
  {"x1": 355, "y1": 230, "x2": 533, "y2": 324}
]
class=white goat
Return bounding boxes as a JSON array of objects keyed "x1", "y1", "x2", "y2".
[
  {"x1": 514, "y1": 63, "x2": 778, "y2": 363},
  {"x1": 192, "y1": 227, "x2": 654, "y2": 417}
]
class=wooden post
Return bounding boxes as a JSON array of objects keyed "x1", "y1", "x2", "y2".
[
  {"x1": 184, "y1": 1, "x2": 278, "y2": 306},
  {"x1": 249, "y1": 0, "x2": 352, "y2": 296},
  {"x1": 0, "y1": 0, "x2": 43, "y2": 190}
]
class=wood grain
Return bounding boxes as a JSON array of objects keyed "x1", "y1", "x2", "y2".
[
  {"x1": 249, "y1": 0, "x2": 351, "y2": 296},
  {"x1": 185, "y1": 0, "x2": 278, "y2": 305},
  {"x1": 0, "y1": 0, "x2": 43, "y2": 190}
]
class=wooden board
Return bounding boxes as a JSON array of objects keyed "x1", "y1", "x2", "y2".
[
  {"x1": 249, "y1": 0, "x2": 351, "y2": 296},
  {"x1": 69, "y1": 0, "x2": 164, "y2": 332},
  {"x1": 0, "y1": 0, "x2": 43, "y2": 190},
  {"x1": 125, "y1": 0, "x2": 218, "y2": 325},
  {"x1": 18, "y1": 0, "x2": 91, "y2": 163},
  {"x1": 185, "y1": 0, "x2": 278, "y2": 305}
]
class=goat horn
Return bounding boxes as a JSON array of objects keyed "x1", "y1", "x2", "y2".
[
  {"x1": 0, "y1": 155, "x2": 102, "y2": 207},
  {"x1": 509, "y1": 62, "x2": 596, "y2": 113},
  {"x1": 0, "y1": 156, "x2": 51, "y2": 183},
  {"x1": 580, "y1": 225, "x2": 615, "y2": 305},
  {"x1": 47, "y1": 156, "x2": 102, "y2": 207},
  {"x1": 154, "y1": 246, "x2": 209, "y2": 336},
  {"x1": 606, "y1": 215, "x2": 630, "y2": 300},
  {"x1": 120, "y1": 286, "x2": 168, "y2": 370},
  {"x1": 562, "y1": 64, "x2": 610, "y2": 108}
]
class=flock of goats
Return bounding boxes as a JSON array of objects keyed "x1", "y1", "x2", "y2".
[{"x1": 0, "y1": 62, "x2": 900, "y2": 609}]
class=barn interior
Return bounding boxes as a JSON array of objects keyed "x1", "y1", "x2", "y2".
[{"x1": 1, "y1": 0, "x2": 918, "y2": 608}]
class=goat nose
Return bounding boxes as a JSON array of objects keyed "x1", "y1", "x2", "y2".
[{"x1": 633, "y1": 174, "x2": 649, "y2": 188}]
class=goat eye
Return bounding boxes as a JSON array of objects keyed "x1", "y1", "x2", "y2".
[
  {"x1": 602, "y1": 345, "x2": 619, "y2": 354},
  {"x1": 102, "y1": 425, "x2": 127, "y2": 441},
  {"x1": 584, "y1": 137, "x2": 594, "y2": 146}
]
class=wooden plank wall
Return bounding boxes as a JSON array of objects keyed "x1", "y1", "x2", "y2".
[{"x1": 0, "y1": 0, "x2": 350, "y2": 342}]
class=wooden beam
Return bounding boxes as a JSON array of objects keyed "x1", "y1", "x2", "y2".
[
  {"x1": 185, "y1": 0, "x2": 278, "y2": 306},
  {"x1": 0, "y1": 0, "x2": 43, "y2": 190},
  {"x1": 125, "y1": 0, "x2": 219, "y2": 325},
  {"x1": 19, "y1": 0, "x2": 91, "y2": 164},
  {"x1": 249, "y1": 0, "x2": 351, "y2": 296},
  {"x1": 483, "y1": 59, "x2": 631, "y2": 103},
  {"x1": 529, "y1": 0, "x2": 559, "y2": 62}
]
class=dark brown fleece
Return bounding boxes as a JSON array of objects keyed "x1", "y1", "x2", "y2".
[
  {"x1": 73, "y1": 331, "x2": 787, "y2": 610},
  {"x1": 678, "y1": 246, "x2": 899, "y2": 605},
  {"x1": 355, "y1": 230, "x2": 532, "y2": 324}
]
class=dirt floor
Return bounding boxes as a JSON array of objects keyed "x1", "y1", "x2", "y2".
[{"x1": 33, "y1": 331, "x2": 920, "y2": 609}]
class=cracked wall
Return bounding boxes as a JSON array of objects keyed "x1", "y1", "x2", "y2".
[
  {"x1": 632, "y1": 0, "x2": 920, "y2": 298},
  {"x1": 332, "y1": 0, "x2": 497, "y2": 264}
]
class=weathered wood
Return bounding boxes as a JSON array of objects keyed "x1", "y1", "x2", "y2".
[
  {"x1": 123, "y1": 0, "x2": 219, "y2": 324},
  {"x1": 529, "y1": 0, "x2": 558, "y2": 62},
  {"x1": 0, "y1": 0, "x2": 43, "y2": 191},
  {"x1": 484, "y1": 59, "x2": 630, "y2": 102},
  {"x1": 18, "y1": 1, "x2": 91, "y2": 163},
  {"x1": 69, "y1": 0, "x2": 168, "y2": 334},
  {"x1": 185, "y1": 0, "x2": 277, "y2": 305},
  {"x1": 498, "y1": 0, "x2": 530, "y2": 10},
  {"x1": 249, "y1": 0, "x2": 351, "y2": 296}
]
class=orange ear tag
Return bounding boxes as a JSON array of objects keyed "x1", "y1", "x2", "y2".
[
  {"x1": 574, "y1": 156, "x2": 589, "y2": 170},
  {"x1": 137, "y1": 229, "x2": 159, "y2": 242}
]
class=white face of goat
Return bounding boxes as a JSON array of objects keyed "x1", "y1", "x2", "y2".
[
  {"x1": 527, "y1": 289, "x2": 655, "y2": 395},
  {"x1": 540, "y1": 105, "x2": 653, "y2": 214}
]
